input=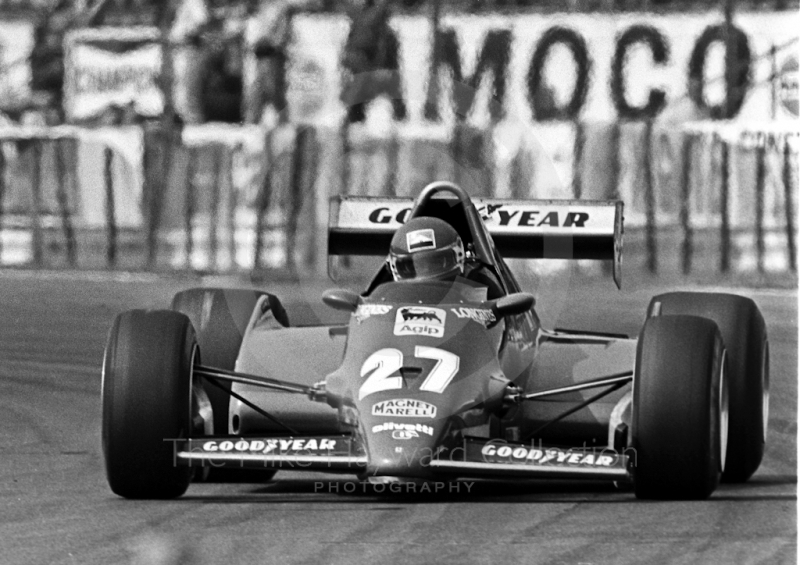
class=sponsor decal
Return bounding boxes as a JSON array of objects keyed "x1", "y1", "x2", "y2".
[
  {"x1": 401, "y1": 308, "x2": 443, "y2": 323},
  {"x1": 481, "y1": 443, "x2": 618, "y2": 467},
  {"x1": 372, "y1": 398, "x2": 437, "y2": 418},
  {"x1": 201, "y1": 438, "x2": 337, "y2": 454},
  {"x1": 354, "y1": 303, "x2": 393, "y2": 323},
  {"x1": 394, "y1": 307, "x2": 446, "y2": 338},
  {"x1": 64, "y1": 28, "x2": 163, "y2": 121},
  {"x1": 292, "y1": 14, "x2": 790, "y2": 124},
  {"x1": 406, "y1": 229, "x2": 436, "y2": 252},
  {"x1": 477, "y1": 204, "x2": 504, "y2": 221},
  {"x1": 367, "y1": 203, "x2": 594, "y2": 230},
  {"x1": 372, "y1": 422, "x2": 434, "y2": 438},
  {"x1": 450, "y1": 307, "x2": 496, "y2": 326},
  {"x1": 341, "y1": 200, "x2": 616, "y2": 235},
  {"x1": 366, "y1": 206, "x2": 411, "y2": 225},
  {"x1": 479, "y1": 206, "x2": 591, "y2": 229}
]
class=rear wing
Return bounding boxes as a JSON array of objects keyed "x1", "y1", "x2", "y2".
[{"x1": 329, "y1": 196, "x2": 624, "y2": 287}]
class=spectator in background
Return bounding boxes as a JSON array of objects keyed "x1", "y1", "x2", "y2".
[
  {"x1": 200, "y1": 28, "x2": 246, "y2": 123},
  {"x1": 244, "y1": 0, "x2": 320, "y2": 125},
  {"x1": 29, "y1": 0, "x2": 112, "y2": 124},
  {"x1": 340, "y1": 0, "x2": 406, "y2": 124},
  {"x1": 170, "y1": 0, "x2": 210, "y2": 124}
]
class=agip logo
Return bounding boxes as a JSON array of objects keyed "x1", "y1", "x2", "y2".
[{"x1": 393, "y1": 307, "x2": 446, "y2": 338}]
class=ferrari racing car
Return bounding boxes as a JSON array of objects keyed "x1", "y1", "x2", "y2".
[{"x1": 101, "y1": 182, "x2": 769, "y2": 500}]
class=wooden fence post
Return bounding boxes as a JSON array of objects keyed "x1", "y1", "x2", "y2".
[
  {"x1": 104, "y1": 146, "x2": 117, "y2": 267},
  {"x1": 209, "y1": 145, "x2": 222, "y2": 272},
  {"x1": 385, "y1": 128, "x2": 399, "y2": 197},
  {"x1": 340, "y1": 120, "x2": 351, "y2": 195},
  {"x1": 184, "y1": 146, "x2": 196, "y2": 271},
  {"x1": 225, "y1": 146, "x2": 237, "y2": 272},
  {"x1": 30, "y1": 139, "x2": 44, "y2": 267},
  {"x1": 0, "y1": 143, "x2": 5, "y2": 262},
  {"x1": 754, "y1": 143, "x2": 766, "y2": 273},
  {"x1": 783, "y1": 140, "x2": 797, "y2": 272},
  {"x1": 643, "y1": 120, "x2": 657, "y2": 273},
  {"x1": 572, "y1": 120, "x2": 584, "y2": 199},
  {"x1": 719, "y1": 136, "x2": 731, "y2": 273},
  {"x1": 253, "y1": 130, "x2": 274, "y2": 271},
  {"x1": 55, "y1": 139, "x2": 77, "y2": 266},
  {"x1": 680, "y1": 132, "x2": 694, "y2": 274}
]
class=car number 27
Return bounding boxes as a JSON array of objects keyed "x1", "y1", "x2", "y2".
[{"x1": 358, "y1": 347, "x2": 460, "y2": 400}]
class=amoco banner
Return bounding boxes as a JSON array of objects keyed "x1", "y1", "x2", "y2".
[{"x1": 288, "y1": 11, "x2": 799, "y2": 125}]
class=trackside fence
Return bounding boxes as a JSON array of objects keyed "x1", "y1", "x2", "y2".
[
  {"x1": 0, "y1": 124, "x2": 320, "y2": 273},
  {"x1": 582, "y1": 120, "x2": 799, "y2": 276},
  {"x1": 0, "y1": 120, "x2": 796, "y2": 279}
]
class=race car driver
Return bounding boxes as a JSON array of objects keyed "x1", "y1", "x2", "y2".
[{"x1": 387, "y1": 216, "x2": 503, "y2": 299}]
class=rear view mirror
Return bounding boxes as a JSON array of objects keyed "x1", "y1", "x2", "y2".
[
  {"x1": 492, "y1": 293, "x2": 535, "y2": 318},
  {"x1": 322, "y1": 288, "x2": 360, "y2": 313}
]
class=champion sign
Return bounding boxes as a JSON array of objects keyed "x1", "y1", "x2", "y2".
[
  {"x1": 372, "y1": 398, "x2": 437, "y2": 418},
  {"x1": 394, "y1": 307, "x2": 446, "y2": 338}
]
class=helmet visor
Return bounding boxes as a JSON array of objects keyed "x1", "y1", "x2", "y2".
[{"x1": 392, "y1": 248, "x2": 460, "y2": 280}]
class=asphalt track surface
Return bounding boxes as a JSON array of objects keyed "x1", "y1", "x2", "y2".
[{"x1": 0, "y1": 269, "x2": 796, "y2": 565}]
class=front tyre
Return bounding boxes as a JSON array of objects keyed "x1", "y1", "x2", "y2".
[
  {"x1": 102, "y1": 310, "x2": 196, "y2": 499},
  {"x1": 648, "y1": 292, "x2": 768, "y2": 482},
  {"x1": 632, "y1": 315, "x2": 727, "y2": 500}
]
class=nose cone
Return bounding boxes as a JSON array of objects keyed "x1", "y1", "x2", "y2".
[{"x1": 363, "y1": 418, "x2": 444, "y2": 479}]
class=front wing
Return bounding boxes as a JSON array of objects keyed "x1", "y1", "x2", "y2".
[{"x1": 174, "y1": 436, "x2": 631, "y2": 481}]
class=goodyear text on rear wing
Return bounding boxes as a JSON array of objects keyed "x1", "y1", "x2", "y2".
[{"x1": 328, "y1": 196, "x2": 623, "y2": 288}]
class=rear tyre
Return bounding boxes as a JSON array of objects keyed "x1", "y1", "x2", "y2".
[
  {"x1": 632, "y1": 315, "x2": 727, "y2": 500},
  {"x1": 102, "y1": 310, "x2": 196, "y2": 499},
  {"x1": 648, "y1": 292, "x2": 768, "y2": 482}
]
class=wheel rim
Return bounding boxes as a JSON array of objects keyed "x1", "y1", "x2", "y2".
[
  {"x1": 189, "y1": 344, "x2": 213, "y2": 436},
  {"x1": 719, "y1": 350, "x2": 730, "y2": 473},
  {"x1": 188, "y1": 344, "x2": 198, "y2": 431},
  {"x1": 762, "y1": 341, "x2": 770, "y2": 444}
]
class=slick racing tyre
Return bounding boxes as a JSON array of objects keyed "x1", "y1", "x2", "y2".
[
  {"x1": 632, "y1": 315, "x2": 727, "y2": 500},
  {"x1": 171, "y1": 288, "x2": 289, "y2": 434},
  {"x1": 647, "y1": 292, "x2": 768, "y2": 482},
  {"x1": 102, "y1": 310, "x2": 198, "y2": 499}
]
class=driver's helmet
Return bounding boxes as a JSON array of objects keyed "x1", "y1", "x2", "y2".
[{"x1": 388, "y1": 216, "x2": 465, "y2": 282}]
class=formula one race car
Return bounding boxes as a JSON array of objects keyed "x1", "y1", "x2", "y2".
[{"x1": 101, "y1": 182, "x2": 769, "y2": 500}]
